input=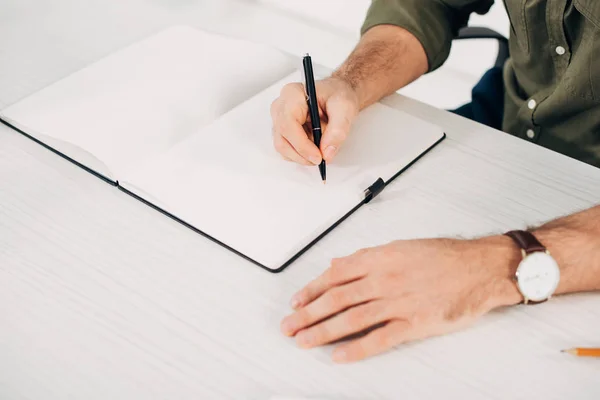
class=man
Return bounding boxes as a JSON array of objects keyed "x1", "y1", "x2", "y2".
[{"x1": 272, "y1": 0, "x2": 600, "y2": 363}]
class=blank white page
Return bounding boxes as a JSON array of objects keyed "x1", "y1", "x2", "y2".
[
  {"x1": 121, "y1": 73, "x2": 445, "y2": 270},
  {"x1": 0, "y1": 25, "x2": 296, "y2": 178}
]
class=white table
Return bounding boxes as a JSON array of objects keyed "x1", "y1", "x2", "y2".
[{"x1": 1, "y1": 1, "x2": 599, "y2": 399}]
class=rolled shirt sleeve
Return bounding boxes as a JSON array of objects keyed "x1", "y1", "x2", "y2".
[{"x1": 361, "y1": 0, "x2": 494, "y2": 72}]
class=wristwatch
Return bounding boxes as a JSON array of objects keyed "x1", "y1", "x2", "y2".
[{"x1": 504, "y1": 230, "x2": 561, "y2": 304}]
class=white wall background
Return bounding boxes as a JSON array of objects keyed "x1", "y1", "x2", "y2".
[{"x1": 1, "y1": 0, "x2": 510, "y2": 111}]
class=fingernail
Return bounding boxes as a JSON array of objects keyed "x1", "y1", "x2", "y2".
[
  {"x1": 309, "y1": 155, "x2": 321, "y2": 165},
  {"x1": 290, "y1": 293, "x2": 303, "y2": 309},
  {"x1": 296, "y1": 331, "x2": 313, "y2": 347},
  {"x1": 324, "y1": 146, "x2": 337, "y2": 160},
  {"x1": 281, "y1": 318, "x2": 295, "y2": 335},
  {"x1": 332, "y1": 349, "x2": 347, "y2": 363},
  {"x1": 290, "y1": 297, "x2": 300, "y2": 309}
]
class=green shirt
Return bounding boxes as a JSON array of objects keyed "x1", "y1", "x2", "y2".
[{"x1": 361, "y1": 0, "x2": 600, "y2": 168}]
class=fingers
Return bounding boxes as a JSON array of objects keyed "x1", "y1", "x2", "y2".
[
  {"x1": 273, "y1": 133, "x2": 312, "y2": 165},
  {"x1": 271, "y1": 83, "x2": 322, "y2": 165},
  {"x1": 280, "y1": 123, "x2": 322, "y2": 165},
  {"x1": 289, "y1": 256, "x2": 367, "y2": 309},
  {"x1": 294, "y1": 300, "x2": 392, "y2": 349},
  {"x1": 271, "y1": 79, "x2": 358, "y2": 165},
  {"x1": 332, "y1": 320, "x2": 416, "y2": 363},
  {"x1": 281, "y1": 277, "x2": 379, "y2": 337},
  {"x1": 321, "y1": 95, "x2": 356, "y2": 161}
]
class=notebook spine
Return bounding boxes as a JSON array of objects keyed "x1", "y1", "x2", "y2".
[{"x1": 363, "y1": 178, "x2": 385, "y2": 203}]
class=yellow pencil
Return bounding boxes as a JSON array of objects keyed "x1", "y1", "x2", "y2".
[{"x1": 561, "y1": 348, "x2": 600, "y2": 358}]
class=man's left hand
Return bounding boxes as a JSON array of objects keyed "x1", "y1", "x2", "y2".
[{"x1": 281, "y1": 236, "x2": 523, "y2": 363}]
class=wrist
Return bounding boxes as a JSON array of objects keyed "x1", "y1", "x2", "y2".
[
  {"x1": 530, "y1": 227, "x2": 577, "y2": 295},
  {"x1": 472, "y1": 235, "x2": 523, "y2": 309},
  {"x1": 329, "y1": 71, "x2": 367, "y2": 110}
]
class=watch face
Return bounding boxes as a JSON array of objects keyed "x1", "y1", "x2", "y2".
[{"x1": 516, "y1": 252, "x2": 561, "y2": 302}]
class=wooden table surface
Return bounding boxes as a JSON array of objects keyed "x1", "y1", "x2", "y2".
[{"x1": 1, "y1": 1, "x2": 599, "y2": 399}]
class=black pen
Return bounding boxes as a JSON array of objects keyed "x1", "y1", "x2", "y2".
[{"x1": 302, "y1": 54, "x2": 326, "y2": 184}]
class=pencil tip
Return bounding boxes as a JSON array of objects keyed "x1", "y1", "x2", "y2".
[
  {"x1": 323, "y1": 180, "x2": 326, "y2": 185},
  {"x1": 561, "y1": 348, "x2": 576, "y2": 355}
]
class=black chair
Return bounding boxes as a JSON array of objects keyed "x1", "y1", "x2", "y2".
[
  {"x1": 450, "y1": 26, "x2": 509, "y2": 129},
  {"x1": 455, "y1": 26, "x2": 509, "y2": 68}
]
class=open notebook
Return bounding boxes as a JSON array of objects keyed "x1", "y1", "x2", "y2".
[{"x1": 0, "y1": 26, "x2": 445, "y2": 272}]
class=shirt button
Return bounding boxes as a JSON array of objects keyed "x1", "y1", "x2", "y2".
[
  {"x1": 528, "y1": 99, "x2": 537, "y2": 110},
  {"x1": 555, "y1": 46, "x2": 566, "y2": 55},
  {"x1": 526, "y1": 129, "x2": 535, "y2": 139}
]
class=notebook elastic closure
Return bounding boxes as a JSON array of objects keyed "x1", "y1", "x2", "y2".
[{"x1": 363, "y1": 178, "x2": 385, "y2": 203}]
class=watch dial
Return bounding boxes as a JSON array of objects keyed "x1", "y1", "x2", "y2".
[{"x1": 516, "y1": 252, "x2": 560, "y2": 302}]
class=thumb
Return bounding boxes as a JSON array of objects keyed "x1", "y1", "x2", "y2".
[{"x1": 321, "y1": 96, "x2": 356, "y2": 161}]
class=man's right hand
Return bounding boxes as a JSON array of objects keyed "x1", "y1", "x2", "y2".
[{"x1": 270, "y1": 77, "x2": 360, "y2": 165}]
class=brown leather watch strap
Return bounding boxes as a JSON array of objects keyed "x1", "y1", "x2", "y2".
[{"x1": 504, "y1": 230, "x2": 547, "y2": 254}]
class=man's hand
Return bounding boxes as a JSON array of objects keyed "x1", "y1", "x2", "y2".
[
  {"x1": 270, "y1": 25, "x2": 428, "y2": 166},
  {"x1": 270, "y1": 77, "x2": 359, "y2": 165},
  {"x1": 281, "y1": 236, "x2": 523, "y2": 363},
  {"x1": 280, "y1": 205, "x2": 600, "y2": 363}
]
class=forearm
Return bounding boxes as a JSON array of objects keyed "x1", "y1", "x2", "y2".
[
  {"x1": 533, "y1": 205, "x2": 600, "y2": 294},
  {"x1": 341, "y1": 0, "x2": 496, "y2": 109},
  {"x1": 332, "y1": 25, "x2": 428, "y2": 110},
  {"x1": 491, "y1": 205, "x2": 600, "y2": 306}
]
